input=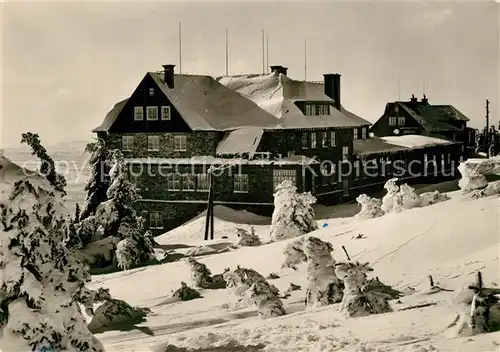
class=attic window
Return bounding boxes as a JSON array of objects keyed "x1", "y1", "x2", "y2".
[
  {"x1": 149, "y1": 88, "x2": 155, "y2": 96},
  {"x1": 134, "y1": 107, "x2": 144, "y2": 121}
]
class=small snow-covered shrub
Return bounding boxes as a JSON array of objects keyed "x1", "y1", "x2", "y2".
[
  {"x1": 470, "y1": 180, "x2": 500, "y2": 199},
  {"x1": 281, "y1": 236, "x2": 307, "y2": 270},
  {"x1": 270, "y1": 180, "x2": 318, "y2": 242},
  {"x1": 236, "y1": 226, "x2": 261, "y2": 247},
  {"x1": 171, "y1": 282, "x2": 202, "y2": 302},
  {"x1": 354, "y1": 194, "x2": 385, "y2": 220},
  {"x1": 223, "y1": 266, "x2": 279, "y2": 307},
  {"x1": 399, "y1": 184, "x2": 421, "y2": 210},
  {"x1": 187, "y1": 257, "x2": 215, "y2": 289},
  {"x1": 87, "y1": 298, "x2": 150, "y2": 334},
  {"x1": 303, "y1": 236, "x2": 343, "y2": 308},
  {"x1": 115, "y1": 238, "x2": 140, "y2": 270},
  {"x1": 248, "y1": 281, "x2": 286, "y2": 318},
  {"x1": 381, "y1": 178, "x2": 399, "y2": 213},
  {"x1": 419, "y1": 190, "x2": 451, "y2": 207},
  {"x1": 335, "y1": 261, "x2": 392, "y2": 318}
]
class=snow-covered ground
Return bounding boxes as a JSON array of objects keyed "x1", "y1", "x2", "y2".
[{"x1": 89, "y1": 191, "x2": 500, "y2": 352}]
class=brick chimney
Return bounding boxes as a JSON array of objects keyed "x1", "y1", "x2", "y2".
[
  {"x1": 270, "y1": 65, "x2": 288, "y2": 76},
  {"x1": 323, "y1": 73, "x2": 341, "y2": 111},
  {"x1": 421, "y1": 94, "x2": 429, "y2": 105},
  {"x1": 162, "y1": 64, "x2": 175, "y2": 88},
  {"x1": 410, "y1": 94, "x2": 418, "y2": 104}
]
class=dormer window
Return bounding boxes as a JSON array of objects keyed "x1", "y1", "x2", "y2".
[{"x1": 304, "y1": 104, "x2": 330, "y2": 116}]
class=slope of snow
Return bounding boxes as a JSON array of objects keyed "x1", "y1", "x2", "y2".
[{"x1": 89, "y1": 192, "x2": 500, "y2": 352}]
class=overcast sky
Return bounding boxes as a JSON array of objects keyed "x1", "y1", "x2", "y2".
[{"x1": 1, "y1": 1, "x2": 498, "y2": 148}]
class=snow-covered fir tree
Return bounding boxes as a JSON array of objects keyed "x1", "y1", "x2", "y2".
[
  {"x1": 223, "y1": 266, "x2": 279, "y2": 308},
  {"x1": 236, "y1": 226, "x2": 261, "y2": 247},
  {"x1": 303, "y1": 236, "x2": 344, "y2": 308},
  {"x1": 334, "y1": 261, "x2": 393, "y2": 318},
  {"x1": 247, "y1": 281, "x2": 286, "y2": 318},
  {"x1": 381, "y1": 178, "x2": 399, "y2": 213},
  {"x1": 281, "y1": 236, "x2": 307, "y2": 270},
  {"x1": 398, "y1": 184, "x2": 422, "y2": 210},
  {"x1": 187, "y1": 257, "x2": 215, "y2": 289},
  {"x1": 80, "y1": 138, "x2": 111, "y2": 221},
  {"x1": 20, "y1": 132, "x2": 67, "y2": 196},
  {"x1": 354, "y1": 194, "x2": 385, "y2": 220},
  {"x1": 95, "y1": 150, "x2": 155, "y2": 270},
  {"x1": 0, "y1": 175, "x2": 104, "y2": 351},
  {"x1": 270, "y1": 180, "x2": 318, "y2": 242}
]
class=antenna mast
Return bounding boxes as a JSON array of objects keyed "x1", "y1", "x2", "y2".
[
  {"x1": 261, "y1": 29, "x2": 265, "y2": 74},
  {"x1": 225, "y1": 27, "x2": 229, "y2": 75},
  {"x1": 397, "y1": 76, "x2": 401, "y2": 101},
  {"x1": 423, "y1": 78, "x2": 426, "y2": 96},
  {"x1": 178, "y1": 22, "x2": 182, "y2": 74},
  {"x1": 266, "y1": 34, "x2": 269, "y2": 74},
  {"x1": 304, "y1": 40, "x2": 307, "y2": 81}
]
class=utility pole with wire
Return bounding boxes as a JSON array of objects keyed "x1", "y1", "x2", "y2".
[{"x1": 486, "y1": 99, "x2": 490, "y2": 157}]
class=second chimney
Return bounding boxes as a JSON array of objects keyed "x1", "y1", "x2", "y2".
[
  {"x1": 162, "y1": 64, "x2": 176, "y2": 88},
  {"x1": 270, "y1": 65, "x2": 288, "y2": 76},
  {"x1": 323, "y1": 73, "x2": 341, "y2": 110}
]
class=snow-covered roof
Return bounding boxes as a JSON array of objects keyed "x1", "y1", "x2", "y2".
[
  {"x1": 216, "y1": 127, "x2": 264, "y2": 157},
  {"x1": 124, "y1": 155, "x2": 319, "y2": 166},
  {"x1": 93, "y1": 73, "x2": 280, "y2": 133},
  {"x1": 353, "y1": 138, "x2": 409, "y2": 156},
  {"x1": 217, "y1": 72, "x2": 371, "y2": 129},
  {"x1": 380, "y1": 135, "x2": 457, "y2": 149}
]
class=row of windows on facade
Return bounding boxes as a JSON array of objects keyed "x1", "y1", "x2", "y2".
[
  {"x1": 304, "y1": 104, "x2": 331, "y2": 116},
  {"x1": 134, "y1": 106, "x2": 171, "y2": 121},
  {"x1": 301, "y1": 128, "x2": 368, "y2": 150},
  {"x1": 122, "y1": 134, "x2": 187, "y2": 152},
  {"x1": 130, "y1": 169, "x2": 299, "y2": 194}
]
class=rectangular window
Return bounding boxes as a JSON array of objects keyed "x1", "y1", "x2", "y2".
[
  {"x1": 389, "y1": 116, "x2": 397, "y2": 126},
  {"x1": 318, "y1": 105, "x2": 324, "y2": 115},
  {"x1": 322, "y1": 132, "x2": 328, "y2": 148},
  {"x1": 361, "y1": 127, "x2": 367, "y2": 139},
  {"x1": 330, "y1": 131, "x2": 336, "y2": 147},
  {"x1": 447, "y1": 153, "x2": 451, "y2": 164},
  {"x1": 147, "y1": 106, "x2": 158, "y2": 120},
  {"x1": 174, "y1": 134, "x2": 187, "y2": 151},
  {"x1": 315, "y1": 105, "x2": 320, "y2": 115},
  {"x1": 330, "y1": 164, "x2": 337, "y2": 184},
  {"x1": 149, "y1": 211, "x2": 163, "y2": 229},
  {"x1": 122, "y1": 135, "x2": 134, "y2": 151},
  {"x1": 398, "y1": 116, "x2": 406, "y2": 126},
  {"x1": 273, "y1": 169, "x2": 297, "y2": 191},
  {"x1": 161, "y1": 106, "x2": 171, "y2": 120},
  {"x1": 342, "y1": 146, "x2": 349, "y2": 161},
  {"x1": 234, "y1": 174, "x2": 249, "y2": 193},
  {"x1": 310, "y1": 133, "x2": 317, "y2": 148},
  {"x1": 342, "y1": 179, "x2": 349, "y2": 196},
  {"x1": 324, "y1": 105, "x2": 330, "y2": 115},
  {"x1": 320, "y1": 164, "x2": 330, "y2": 185},
  {"x1": 440, "y1": 154, "x2": 445, "y2": 171},
  {"x1": 353, "y1": 128, "x2": 358, "y2": 141},
  {"x1": 182, "y1": 174, "x2": 195, "y2": 191},
  {"x1": 354, "y1": 160, "x2": 360, "y2": 180},
  {"x1": 134, "y1": 106, "x2": 144, "y2": 121},
  {"x1": 197, "y1": 173, "x2": 210, "y2": 191},
  {"x1": 167, "y1": 173, "x2": 181, "y2": 191},
  {"x1": 305, "y1": 105, "x2": 312, "y2": 116},
  {"x1": 301, "y1": 133, "x2": 309, "y2": 149},
  {"x1": 148, "y1": 88, "x2": 155, "y2": 96},
  {"x1": 147, "y1": 135, "x2": 160, "y2": 151}
]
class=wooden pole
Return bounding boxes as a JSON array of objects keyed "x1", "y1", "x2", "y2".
[
  {"x1": 204, "y1": 169, "x2": 213, "y2": 241},
  {"x1": 342, "y1": 245, "x2": 351, "y2": 261},
  {"x1": 209, "y1": 172, "x2": 215, "y2": 240},
  {"x1": 486, "y1": 99, "x2": 490, "y2": 157}
]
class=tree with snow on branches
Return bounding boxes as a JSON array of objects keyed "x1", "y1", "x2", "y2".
[
  {"x1": 270, "y1": 180, "x2": 318, "y2": 242},
  {"x1": 303, "y1": 236, "x2": 344, "y2": 308},
  {"x1": 0, "y1": 172, "x2": 104, "y2": 351}
]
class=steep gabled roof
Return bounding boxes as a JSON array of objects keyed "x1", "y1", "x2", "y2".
[
  {"x1": 93, "y1": 98, "x2": 129, "y2": 132},
  {"x1": 217, "y1": 72, "x2": 371, "y2": 129},
  {"x1": 93, "y1": 73, "x2": 280, "y2": 133}
]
